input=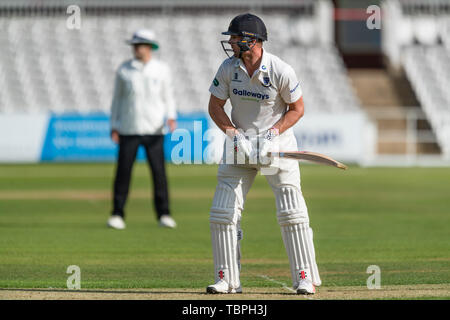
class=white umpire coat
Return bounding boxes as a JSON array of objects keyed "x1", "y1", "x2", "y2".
[{"x1": 110, "y1": 58, "x2": 177, "y2": 135}]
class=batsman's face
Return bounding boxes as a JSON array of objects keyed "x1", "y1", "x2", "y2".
[{"x1": 228, "y1": 35, "x2": 241, "y2": 57}]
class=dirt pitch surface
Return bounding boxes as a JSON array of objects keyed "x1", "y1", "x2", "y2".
[{"x1": 1, "y1": 284, "x2": 449, "y2": 300}]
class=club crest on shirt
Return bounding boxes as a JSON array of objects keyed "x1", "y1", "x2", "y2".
[{"x1": 261, "y1": 76, "x2": 271, "y2": 87}]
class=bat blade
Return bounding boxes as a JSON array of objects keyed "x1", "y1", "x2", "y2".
[{"x1": 269, "y1": 151, "x2": 348, "y2": 170}]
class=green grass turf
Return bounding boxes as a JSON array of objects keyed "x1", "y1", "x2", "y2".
[{"x1": 0, "y1": 163, "x2": 449, "y2": 290}]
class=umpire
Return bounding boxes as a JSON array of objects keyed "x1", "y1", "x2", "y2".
[{"x1": 108, "y1": 29, "x2": 177, "y2": 230}]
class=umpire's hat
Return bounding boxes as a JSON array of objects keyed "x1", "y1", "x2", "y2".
[{"x1": 126, "y1": 29, "x2": 159, "y2": 50}]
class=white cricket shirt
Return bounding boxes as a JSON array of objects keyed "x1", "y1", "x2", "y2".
[
  {"x1": 209, "y1": 49, "x2": 302, "y2": 134},
  {"x1": 110, "y1": 58, "x2": 177, "y2": 135}
]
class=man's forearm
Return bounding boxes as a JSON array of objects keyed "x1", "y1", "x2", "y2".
[
  {"x1": 272, "y1": 97, "x2": 305, "y2": 134},
  {"x1": 272, "y1": 109, "x2": 303, "y2": 134},
  {"x1": 209, "y1": 104, "x2": 237, "y2": 136}
]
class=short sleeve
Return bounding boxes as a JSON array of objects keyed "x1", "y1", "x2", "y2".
[
  {"x1": 209, "y1": 62, "x2": 230, "y2": 100},
  {"x1": 279, "y1": 65, "x2": 303, "y2": 104}
]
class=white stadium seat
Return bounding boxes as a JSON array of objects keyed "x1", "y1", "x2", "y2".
[
  {"x1": 413, "y1": 16, "x2": 439, "y2": 45},
  {"x1": 402, "y1": 45, "x2": 450, "y2": 151},
  {"x1": 398, "y1": 17, "x2": 415, "y2": 46}
]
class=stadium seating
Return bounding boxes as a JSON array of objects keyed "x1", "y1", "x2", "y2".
[
  {"x1": 0, "y1": 10, "x2": 361, "y2": 116},
  {"x1": 382, "y1": 0, "x2": 450, "y2": 157},
  {"x1": 402, "y1": 46, "x2": 450, "y2": 156}
]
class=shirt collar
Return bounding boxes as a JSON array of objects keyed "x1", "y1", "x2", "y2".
[
  {"x1": 234, "y1": 49, "x2": 269, "y2": 75},
  {"x1": 258, "y1": 49, "x2": 269, "y2": 73},
  {"x1": 257, "y1": 50, "x2": 272, "y2": 85},
  {"x1": 131, "y1": 58, "x2": 151, "y2": 70},
  {"x1": 233, "y1": 57, "x2": 242, "y2": 68}
]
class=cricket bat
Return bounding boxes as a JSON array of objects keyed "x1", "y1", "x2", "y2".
[{"x1": 268, "y1": 151, "x2": 348, "y2": 170}]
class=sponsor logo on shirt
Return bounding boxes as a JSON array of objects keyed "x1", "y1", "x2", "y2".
[
  {"x1": 232, "y1": 88, "x2": 270, "y2": 101},
  {"x1": 213, "y1": 78, "x2": 219, "y2": 86},
  {"x1": 290, "y1": 82, "x2": 300, "y2": 93}
]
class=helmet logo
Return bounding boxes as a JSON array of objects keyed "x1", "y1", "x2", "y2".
[{"x1": 242, "y1": 31, "x2": 256, "y2": 38}]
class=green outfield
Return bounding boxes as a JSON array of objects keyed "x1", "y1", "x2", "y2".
[{"x1": 0, "y1": 163, "x2": 449, "y2": 299}]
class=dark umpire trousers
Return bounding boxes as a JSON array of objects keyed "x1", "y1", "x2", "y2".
[{"x1": 112, "y1": 134, "x2": 170, "y2": 220}]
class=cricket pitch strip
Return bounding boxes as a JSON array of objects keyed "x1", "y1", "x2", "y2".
[{"x1": 1, "y1": 284, "x2": 449, "y2": 300}]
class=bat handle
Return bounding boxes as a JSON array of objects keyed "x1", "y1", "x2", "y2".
[{"x1": 268, "y1": 152, "x2": 282, "y2": 157}]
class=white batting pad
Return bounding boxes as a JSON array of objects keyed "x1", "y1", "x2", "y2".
[
  {"x1": 281, "y1": 222, "x2": 321, "y2": 287},
  {"x1": 209, "y1": 166, "x2": 256, "y2": 291},
  {"x1": 275, "y1": 186, "x2": 309, "y2": 225},
  {"x1": 210, "y1": 181, "x2": 243, "y2": 225},
  {"x1": 210, "y1": 222, "x2": 241, "y2": 289},
  {"x1": 237, "y1": 221, "x2": 243, "y2": 272}
]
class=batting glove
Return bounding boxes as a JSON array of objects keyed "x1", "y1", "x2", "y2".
[
  {"x1": 259, "y1": 127, "x2": 279, "y2": 164},
  {"x1": 233, "y1": 131, "x2": 254, "y2": 159}
]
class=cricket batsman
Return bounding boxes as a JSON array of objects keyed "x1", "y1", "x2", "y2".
[{"x1": 206, "y1": 13, "x2": 321, "y2": 295}]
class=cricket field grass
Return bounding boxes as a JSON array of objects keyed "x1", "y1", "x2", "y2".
[{"x1": 0, "y1": 163, "x2": 449, "y2": 300}]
